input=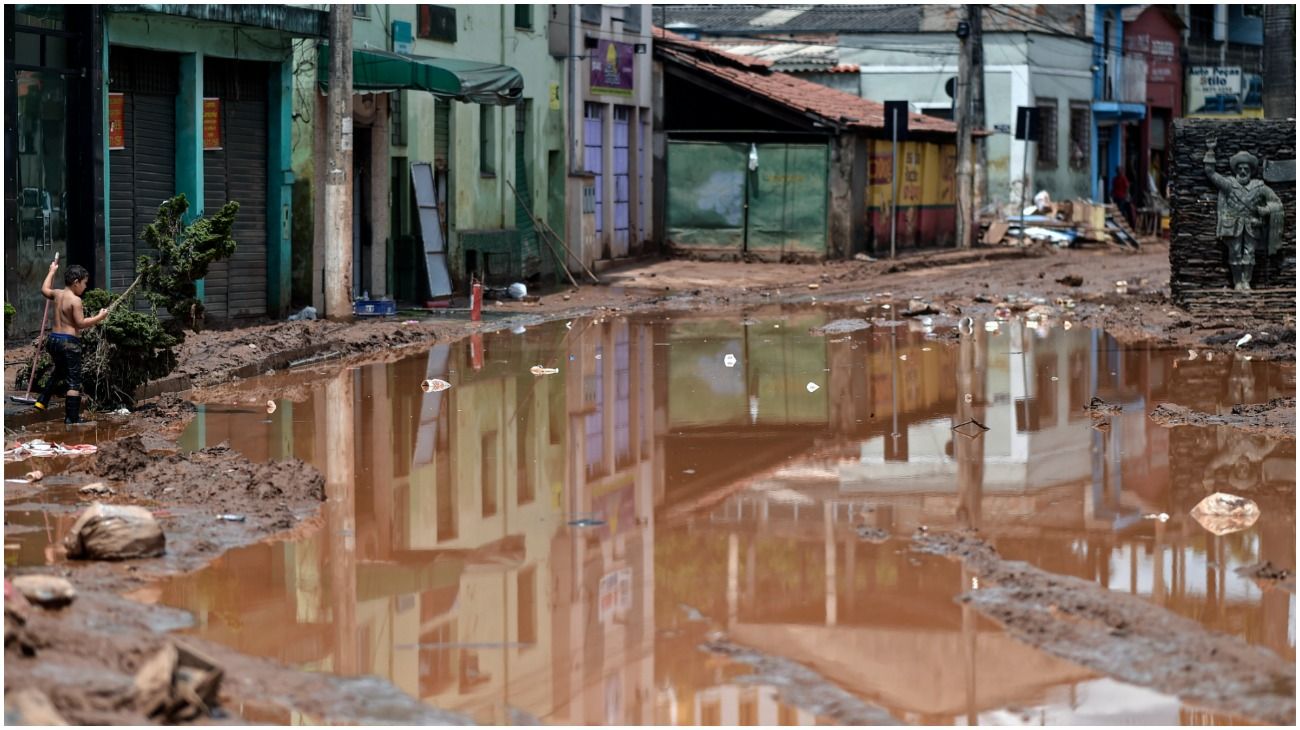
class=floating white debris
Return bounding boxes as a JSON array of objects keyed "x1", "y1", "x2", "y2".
[
  {"x1": 421, "y1": 378, "x2": 452, "y2": 392},
  {"x1": 806, "y1": 382, "x2": 820, "y2": 393},
  {"x1": 266, "y1": 400, "x2": 277, "y2": 414},
  {"x1": 1236, "y1": 333, "x2": 1252, "y2": 348},
  {"x1": 984, "y1": 321, "x2": 999, "y2": 332},
  {"x1": 1143, "y1": 512, "x2": 1170, "y2": 522},
  {"x1": 529, "y1": 366, "x2": 559, "y2": 376},
  {"x1": 1187, "y1": 350, "x2": 1198, "y2": 360},
  {"x1": 565, "y1": 321, "x2": 573, "y2": 330},
  {"x1": 899, "y1": 354, "x2": 908, "y2": 361},
  {"x1": 1050, "y1": 376, "x2": 1059, "y2": 381},
  {"x1": 723, "y1": 354, "x2": 737, "y2": 368}
]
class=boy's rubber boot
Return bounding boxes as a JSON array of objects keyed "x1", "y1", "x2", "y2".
[{"x1": 65, "y1": 395, "x2": 95, "y2": 426}]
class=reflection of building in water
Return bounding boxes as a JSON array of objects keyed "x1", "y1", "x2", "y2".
[
  {"x1": 165, "y1": 318, "x2": 665, "y2": 724},
  {"x1": 657, "y1": 310, "x2": 1294, "y2": 718},
  {"x1": 158, "y1": 311, "x2": 1294, "y2": 723}
]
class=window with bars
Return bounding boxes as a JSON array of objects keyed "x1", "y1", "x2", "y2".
[
  {"x1": 480, "y1": 105, "x2": 496, "y2": 176},
  {"x1": 418, "y1": 5, "x2": 457, "y2": 42},
  {"x1": 390, "y1": 91, "x2": 405, "y2": 146},
  {"x1": 1068, "y1": 101, "x2": 1090, "y2": 172},
  {"x1": 514, "y1": 4, "x2": 533, "y2": 29},
  {"x1": 1035, "y1": 98, "x2": 1058, "y2": 170}
]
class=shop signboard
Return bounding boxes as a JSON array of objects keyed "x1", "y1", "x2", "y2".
[
  {"x1": 590, "y1": 39, "x2": 634, "y2": 95},
  {"x1": 203, "y1": 98, "x2": 221, "y2": 150},
  {"x1": 108, "y1": 93, "x2": 125, "y2": 150},
  {"x1": 1188, "y1": 66, "x2": 1263, "y2": 118}
]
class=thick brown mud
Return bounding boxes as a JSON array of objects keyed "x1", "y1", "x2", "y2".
[{"x1": 914, "y1": 531, "x2": 1295, "y2": 725}]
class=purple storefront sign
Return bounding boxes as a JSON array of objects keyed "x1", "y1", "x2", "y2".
[{"x1": 590, "y1": 39, "x2": 634, "y2": 95}]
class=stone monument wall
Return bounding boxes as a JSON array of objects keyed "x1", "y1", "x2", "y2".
[{"x1": 1169, "y1": 118, "x2": 1295, "y2": 318}]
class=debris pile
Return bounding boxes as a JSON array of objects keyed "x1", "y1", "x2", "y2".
[{"x1": 980, "y1": 195, "x2": 1150, "y2": 249}]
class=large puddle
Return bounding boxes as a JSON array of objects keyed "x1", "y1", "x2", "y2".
[{"x1": 13, "y1": 303, "x2": 1296, "y2": 724}]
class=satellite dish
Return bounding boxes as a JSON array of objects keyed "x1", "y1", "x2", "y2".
[{"x1": 945, "y1": 77, "x2": 957, "y2": 99}]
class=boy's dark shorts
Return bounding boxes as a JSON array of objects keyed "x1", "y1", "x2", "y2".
[{"x1": 47, "y1": 333, "x2": 83, "y2": 392}]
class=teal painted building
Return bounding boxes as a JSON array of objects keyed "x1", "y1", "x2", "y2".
[{"x1": 4, "y1": 5, "x2": 325, "y2": 335}]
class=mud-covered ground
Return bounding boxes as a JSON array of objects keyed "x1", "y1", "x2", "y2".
[{"x1": 5, "y1": 243, "x2": 1296, "y2": 724}]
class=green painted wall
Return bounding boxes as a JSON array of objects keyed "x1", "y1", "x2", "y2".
[{"x1": 106, "y1": 11, "x2": 296, "y2": 310}]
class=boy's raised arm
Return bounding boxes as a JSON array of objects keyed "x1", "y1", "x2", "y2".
[{"x1": 41, "y1": 259, "x2": 59, "y2": 299}]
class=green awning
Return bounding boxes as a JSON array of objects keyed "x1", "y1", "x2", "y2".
[{"x1": 317, "y1": 45, "x2": 524, "y2": 105}]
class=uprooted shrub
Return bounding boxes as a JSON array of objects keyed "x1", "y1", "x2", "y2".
[
  {"x1": 20, "y1": 194, "x2": 238, "y2": 409},
  {"x1": 139, "y1": 194, "x2": 240, "y2": 332}
]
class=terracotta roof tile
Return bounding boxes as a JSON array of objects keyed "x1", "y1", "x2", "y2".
[{"x1": 654, "y1": 30, "x2": 957, "y2": 136}]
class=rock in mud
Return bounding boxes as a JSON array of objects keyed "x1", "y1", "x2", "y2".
[
  {"x1": 1190, "y1": 492, "x2": 1261, "y2": 536},
  {"x1": 132, "y1": 640, "x2": 224, "y2": 721},
  {"x1": 10, "y1": 576, "x2": 76, "y2": 609},
  {"x1": 78, "y1": 482, "x2": 114, "y2": 497},
  {"x1": 63, "y1": 503, "x2": 165, "y2": 561},
  {"x1": 1055, "y1": 274, "x2": 1084, "y2": 287},
  {"x1": 4, "y1": 688, "x2": 67, "y2": 725}
]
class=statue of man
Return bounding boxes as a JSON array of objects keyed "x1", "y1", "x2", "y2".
[{"x1": 1204, "y1": 135, "x2": 1285, "y2": 290}]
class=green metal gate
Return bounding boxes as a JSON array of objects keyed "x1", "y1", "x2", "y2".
[{"x1": 666, "y1": 140, "x2": 828, "y2": 257}]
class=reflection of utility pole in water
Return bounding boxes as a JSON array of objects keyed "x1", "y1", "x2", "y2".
[
  {"x1": 824, "y1": 501, "x2": 837, "y2": 627},
  {"x1": 325, "y1": 369, "x2": 358, "y2": 674},
  {"x1": 955, "y1": 327, "x2": 986, "y2": 724},
  {"x1": 955, "y1": 327, "x2": 986, "y2": 529}
]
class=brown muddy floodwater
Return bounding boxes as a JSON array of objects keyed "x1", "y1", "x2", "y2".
[{"x1": 17, "y1": 303, "x2": 1297, "y2": 725}]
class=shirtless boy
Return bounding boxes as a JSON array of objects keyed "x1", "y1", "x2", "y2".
[{"x1": 33, "y1": 259, "x2": 108, "y2": 424}]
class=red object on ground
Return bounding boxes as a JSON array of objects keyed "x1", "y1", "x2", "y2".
[{"x1": 470, "y1": 283, "x2": 482, "y2": 322}]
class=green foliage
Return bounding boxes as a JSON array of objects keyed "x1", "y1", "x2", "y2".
[
  {"x1": 4, "y1": 301, "x2": 13, "y2": 332},
  {"x1": 138, "y1": 193, "x2": 239, "y2": 331}
]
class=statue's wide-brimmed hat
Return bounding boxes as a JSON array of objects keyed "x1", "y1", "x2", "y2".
[{"x1": 1230, "y1": 151, "x2": 1260, "y2": 175}]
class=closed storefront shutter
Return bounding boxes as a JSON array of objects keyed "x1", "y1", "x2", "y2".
[
  {"x1": 204, "y1": 58, "x2": 268, "y2": 320},
  {"x1": 108, "y1": 47, "x2": 177, "y2": 311}
]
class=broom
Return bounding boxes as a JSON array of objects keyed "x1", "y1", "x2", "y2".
[{"x1": 9, "y1": 253, "x2": 57, "y2": 405}]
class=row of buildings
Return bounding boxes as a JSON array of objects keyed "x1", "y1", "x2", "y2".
[
  {"x1": 664, "y1": 3, "x2": 1284, "y2": 206},
  {"x1": 4, "y1": 4, "x2": 1289, "y2": 332}
]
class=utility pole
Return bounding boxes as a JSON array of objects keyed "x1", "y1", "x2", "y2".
[
  {"x1": 324, "y1": 5, "x2": 354, "y2": 320},
  {"x1": 970, "y1": 6, "x2": 987, "y2": 217},
  {"x1": 954, "y1": 6, "x2": 975, "y2": 249},
  {"x1": 1263, "y1": 5, "x2": 1296, "y2": 118}
]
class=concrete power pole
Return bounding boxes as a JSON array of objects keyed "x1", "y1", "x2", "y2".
[
  {"x1": 1263, "y1": 5, "x2": 1296, "y2": 118},
  {"x1": 324, "y1": 5, "x2": 354, "y2": 320},
  {"x1": 954, "y1": 6, "x2": 976, "y2": 249},
  {"x1": 970, "y1": 6, "x2": 987, "y2": 216}
]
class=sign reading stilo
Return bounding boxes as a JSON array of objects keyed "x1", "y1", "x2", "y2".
[
  {"x1": 108, "y1": 93, "x2": 125, "y2": 150},
  {"x1": 1187, "y1": 67, "x2": 1263, "y2": 118},
  {"x1": 203, "y1": 98, "x2": 221, "y2": 150},
  {"x1": 590, "y1": 39, "x2": 634, "y2": 95}
]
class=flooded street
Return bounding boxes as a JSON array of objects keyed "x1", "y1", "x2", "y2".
[{"x1": 13, "y1": 303, "x2": 1294, "y2": 725}]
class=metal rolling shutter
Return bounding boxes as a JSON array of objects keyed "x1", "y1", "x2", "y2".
[
  {"x1": 202, "y1": 94, "x2": 230, "y2": 320},
  {"x1": 108, "y1": 47, "x2": 176, "y2": 311},
  {"x1": 204, "y1": 59, "x2": 268, "y2": 319}
]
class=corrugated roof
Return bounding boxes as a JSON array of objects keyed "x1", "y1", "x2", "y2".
[
  {"x1": 654, "y1": 27, "x2": 956, "y2": 137},
  {"x1": 705, "y1": 41, "x2": 859, "y2": 74},
  {"x1": 658, "y1": 4, "x2": 924, "y2": 34}
]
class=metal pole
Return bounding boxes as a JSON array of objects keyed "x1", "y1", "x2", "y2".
[
  {"x1": 1019, "y1": 129, "x2": 1030, "y2": 246},
  {"x1": 324, "y1": 5, "x2": 354, "y2": 320},
  {"x1": 890, "y1": 111, "x2": 898, "y2": 259}
]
